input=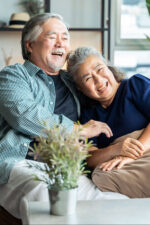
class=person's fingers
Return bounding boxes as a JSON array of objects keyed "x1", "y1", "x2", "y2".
[
  {"x1": 104, "y1": 127, "x2": 113, "y2": 138},
  {"x1": 128, "y1": 142, "x2": 144, "y2": 156},
  {"x1": 101, "y1": 128, "x2": 112, "y2": 138},
  {"x1": 99, "y1": 162, "x2": 107, "y2": 169},
  {"x1": 117, "y1": 160, "x2": 127, "y2": 169},
  {"x1": 100, "y1": 161, "x2": 111, "y2": 170},
  {"x1": 100, "y1": 159, "x2": 121, "y2": 171},
  {"x1": 130, "y1": 139, "x2": 144, "y2": 152},
  {"x1": 99, "y1": 123, "x2": 113, "y2": 138},
  {"x1": 125, "y1": 146, "x2": 142, "y2": 157},
  {"x1": 105, "y1": 159, "x2": 121, "y2": 171},
  {"x1": 122, "y1": 150, "x2": 138, "y2": 159},
  {"x1": 105, "y1": 125, "x2": 113, "y2": 137},
  {"x1": 117, "y1": 158, "x2": 134, "y2": 169}
]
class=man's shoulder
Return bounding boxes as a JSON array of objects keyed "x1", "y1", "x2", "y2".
[
  {"x1": 0, "y1": 63, "x2": 24, "y2": 72},
  {"x1": 0, "y1": 63, "x2": 27, "y2": 78}
]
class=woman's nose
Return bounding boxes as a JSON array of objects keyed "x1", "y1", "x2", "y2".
[
  {"x1": 92, "y1": 71, "x2": 102, "y2": 82},
  {"x1": 92, "y1": 72, "x2": 104, "y2": 87}
]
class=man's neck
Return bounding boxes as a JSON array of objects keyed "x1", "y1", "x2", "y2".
[{"x1": 45, "y1": 70, "x2": 60, "y2": 76}]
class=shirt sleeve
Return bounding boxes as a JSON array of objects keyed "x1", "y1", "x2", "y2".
[
  {"x1": 0, "y1": 65, "x2": 73, "y2": 137},
  {"x1": 129, "y1": 74, "x2": 150, "y2": 121}
]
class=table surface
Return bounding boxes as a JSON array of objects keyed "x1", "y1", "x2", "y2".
[{"x1": 28, "y1": 198, "x2": 150, "y2": 224}]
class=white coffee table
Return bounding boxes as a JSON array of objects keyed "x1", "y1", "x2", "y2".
[{"x1": 28, "y1": 199, "x2": 150, "y2": 224}]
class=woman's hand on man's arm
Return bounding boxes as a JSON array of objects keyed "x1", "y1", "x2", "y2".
[{"x1": 74, "y1": 120, "x2": 113, "y2": 138}]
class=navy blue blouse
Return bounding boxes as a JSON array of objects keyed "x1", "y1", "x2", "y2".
[{"x1": 80, "y1": 74, "x2": 150, "y2": 148}]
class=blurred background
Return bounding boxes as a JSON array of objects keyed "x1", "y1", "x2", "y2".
[{"x1": 0, "y1": 0, "x2": 150, "y2": 78}]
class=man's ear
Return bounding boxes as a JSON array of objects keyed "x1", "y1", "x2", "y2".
[{"x1": 25, "y1": 41, "x2": 33, "y2": 53}]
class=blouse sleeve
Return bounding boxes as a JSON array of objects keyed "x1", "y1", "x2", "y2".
[{"x1": 129, "y1": 74, "x2": 150, "y2": 120}]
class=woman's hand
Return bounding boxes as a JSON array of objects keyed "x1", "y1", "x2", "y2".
[
  {"x1": 75, "y1": 120, "x2": 113, "y2": 138},
  {"x1": 116, "y1": 137, "x2": 144, "y2": 159},
  {"x1": 100, "y1": 156, "x2": 135, "y2": 171}
]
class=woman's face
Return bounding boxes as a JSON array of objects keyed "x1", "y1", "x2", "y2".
[{"x1": 76, "y1": 55, "x2": 120, "y2": 108}]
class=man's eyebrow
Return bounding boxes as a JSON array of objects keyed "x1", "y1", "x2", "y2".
[
  {"x1": 46, "y1": 32, "x2": 56, "y2": 35},
  {"x1": 46, "y1": 31, "x2": 69, "y2": 36},
  {"x1": 62, "y1": 32, "x2": 69, "y2": 36}
]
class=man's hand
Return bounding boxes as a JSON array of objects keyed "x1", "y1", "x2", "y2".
[
  {"x1": 116, "y1": 138, "x2": 144, "y2": 159},
  {"x1": 74, "y1": 120, "x2": 113, "y2": 138},
  {"x1": 100, "y1": 156, "x2": 135, "y2": 171}
]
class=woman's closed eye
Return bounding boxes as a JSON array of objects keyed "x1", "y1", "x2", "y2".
[
  {"x1": 84, "y1": 76, "x2": 92, "y2": 82},
  {"x1": 96, "y1": 66, "x2": 104, "y2": 73}
]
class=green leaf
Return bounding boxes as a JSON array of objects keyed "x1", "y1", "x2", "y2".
[{"x1": 146, "y1": 0, "x2": 150, "y2": 16}]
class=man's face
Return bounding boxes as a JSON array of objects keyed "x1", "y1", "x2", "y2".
[{"x1": 26, "y1": 18, "x2": 70, "y2": 75}]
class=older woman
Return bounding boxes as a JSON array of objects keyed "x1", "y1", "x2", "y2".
[{"x1": 67, "y1": 46, "x2": 150, "y2": 198}]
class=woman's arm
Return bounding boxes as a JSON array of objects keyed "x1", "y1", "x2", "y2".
[
  {"x1": 88, "y1": 123, "x2": 150, "y2": 169},
  {"x1": 87, "y1": 137, "x2": 144, "y2": 169},
  {"x1": 138, "y1": 123, "x2": 150, "y2": 153}
]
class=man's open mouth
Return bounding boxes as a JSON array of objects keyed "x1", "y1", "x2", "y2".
[{"x1": 52, "y1": 48, "x2": 65, "y2": 57}]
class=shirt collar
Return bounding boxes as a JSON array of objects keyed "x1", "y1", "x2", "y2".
[
  {"x1": 23, "y1": 61, "x2": 69, "y2": 79},
  {"x1": 24, "y1": 60, "x2": 44, "y2": 76}
]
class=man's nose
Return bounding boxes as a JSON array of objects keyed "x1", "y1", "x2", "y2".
[{"x1": 55, "y1": 36, "x2": 63, "y2": 47}]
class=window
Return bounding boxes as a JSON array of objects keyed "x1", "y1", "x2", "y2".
[{"x1": 111, "y1": 0, "x2": 150, "y2": 77}]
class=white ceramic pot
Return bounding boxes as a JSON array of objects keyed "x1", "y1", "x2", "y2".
[{"x1": 49, "y1": 187, "x2": 77, "y2": 216}]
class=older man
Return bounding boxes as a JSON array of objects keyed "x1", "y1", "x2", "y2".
[{"x1": 0, "y1": 13, "x2": 126, "y2": 224}]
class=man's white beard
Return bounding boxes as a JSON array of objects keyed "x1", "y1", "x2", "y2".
[{"x1": 48, "y1": 62, "x2": 64, "y2": 73}]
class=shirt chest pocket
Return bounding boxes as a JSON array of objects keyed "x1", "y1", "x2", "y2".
[{"x1": 30, "y1": 77, "x2": 55, "y2": 110}]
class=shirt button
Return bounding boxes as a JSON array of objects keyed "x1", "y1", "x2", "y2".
[
  {"x1": 50, "y1": 102, "x2": 53, "y2": 105},
  {"x1": 49, "y1": 81, "x2": 52, "y2": 84},
  {"x1": 23, "y1": 143, "x2": 28, "y2": 147}
]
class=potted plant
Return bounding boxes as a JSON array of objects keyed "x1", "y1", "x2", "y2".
[
  {"x1": 19, "y1": 0, "x2": 45, "y2": 16},
  {"x1": 27, "y1": 123, "x2": 92, "y2": 216}
]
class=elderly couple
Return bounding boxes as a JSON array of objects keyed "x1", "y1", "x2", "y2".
[{"x1": 0, "y1": 13, "x2": 150, "y2": 223}]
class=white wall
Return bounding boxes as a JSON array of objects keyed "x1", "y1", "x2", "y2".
[
  {"x1": 0, "y1": 0, "x2": 25, "y2": 69},
  {"x1": 0, "y1": 0, "x2": 25, "y2": 24},
  {"x1": 0, "y1": 31, "x2": 23, "y2": 69}
]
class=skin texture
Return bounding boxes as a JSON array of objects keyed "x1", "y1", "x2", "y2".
[{"x1": 75, "y1": 55, "x2": 150, "y2": 170}]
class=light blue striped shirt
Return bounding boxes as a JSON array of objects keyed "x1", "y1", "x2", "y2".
[{"x1": 0, "y1": 60, "x2": 80, "y2": 184}]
